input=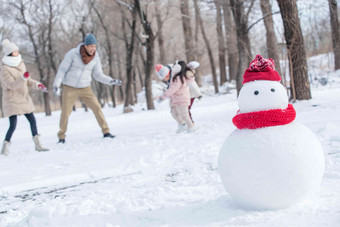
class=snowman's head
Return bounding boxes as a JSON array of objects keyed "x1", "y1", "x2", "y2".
[
  {"x1": 238, "y1": 55, "x2": 288, "y2": 113},
  {"x1": 238, "y1": 80, "x2": 288, "y2": 113}
]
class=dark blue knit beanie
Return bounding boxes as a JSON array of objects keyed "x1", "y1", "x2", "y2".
[{"x1": 84, "y1": 34, "x2": 97, "y2": 45}]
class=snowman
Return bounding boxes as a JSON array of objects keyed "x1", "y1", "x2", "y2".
[{"x1": 218, "y1": 55, "x2": 325, "y2": 210}]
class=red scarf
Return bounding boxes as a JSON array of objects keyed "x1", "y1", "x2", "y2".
[
  {"x1": 80, "y1": 45, "x2": 95, "y2": 64},
  {"x1": 232, "y1": 104, "x2": 296, "y2": 129}
]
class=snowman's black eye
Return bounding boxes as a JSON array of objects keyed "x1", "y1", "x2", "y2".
[
  {"x1": 254, "y1": 90, "x2": 259, "y2": 95},
  {"x1": 271, "y1": 88, "x2": 275, "y2": 92}
]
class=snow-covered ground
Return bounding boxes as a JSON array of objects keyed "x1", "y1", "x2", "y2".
[{"x1": 0, "y1": 56, "x2": 340, "y2": 226}]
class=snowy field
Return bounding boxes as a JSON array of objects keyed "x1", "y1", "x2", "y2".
[{"x1": 1, "y1": 58, "x2": 340, "y2": 226}]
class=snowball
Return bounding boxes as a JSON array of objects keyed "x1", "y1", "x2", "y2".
[
  {"x1": 187, "y1": 61, "x2": 200, "y2": 69},
  {"x1": 238, "y1": 81, "x2": 288, "y2": 113},
  {"x1": 218, "y1": 123, "x2": 325, "y2": 210}
]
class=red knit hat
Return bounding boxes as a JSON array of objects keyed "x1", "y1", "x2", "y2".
[{"x1": 242, "y1": 55, "x2": 281, "y2": 84}]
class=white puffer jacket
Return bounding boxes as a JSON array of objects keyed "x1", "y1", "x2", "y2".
[{"x1": 53, "y1": 44, "x2": 112, "y2": 88}]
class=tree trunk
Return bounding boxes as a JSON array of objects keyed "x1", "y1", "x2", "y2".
[
  {"x1": 114, "y1": 48, "x2": 124, "y2": 102},
  {"x1": 230, "y1": 0, "x2": 252, "y2": 94},
  {"x1": 96, "y1": 82, "x2": 106, "y2": 108},
  {"x1": 193, "y1": 0, "x2": 202, "y2": 86},
  {"x1": 122, "y1": 8, "x2": 137, "y2": 109},
  {"x1": 46, "y1": 0, "x2": 59, "y2": 113},
  {"x1": 135, "y1": 0, "x2": 155, "y2": 110},
  {"x1": 277, "y1": 0, "x2": 311, "y2": 100},
  {"x1": 16, "y1": 0, "x2": 51, "y2": 115},
  {"x1": 193, "y1": 0, "x2": 219, "y2": 93},
  {"x1": 144, "y1": 36, "x2": 155, "y2": 110},
  {"x1": 328, "y1": 0, "x2": 340, "y2": 70},
  {"x1": 214, "y1": 0, "x2": 227, "y2": 85},
  {"x1": 156, "y1": 9, "x2": 167, "y2": 64},
  {"x1": 92, "y1": 2, "x2": 116, "y2": 107},
  {"x1": 47, "y1": 0, "x2": 57, "y2": 75},
  {"x1": 260, "y1": 0, "x2": 282, "y2": 76},
  {"x1": 133, "y1": 68, "x2": 137, "y2": 104},
  {"x1": 135, "y1": 43, "x2": 145, "y2": 88},
  {"x1": 180, "y1": 0, "x2": 195, "y2": 62},
  {"x1": 222, "y1": 0, "x2": 238, "y2": 82}
]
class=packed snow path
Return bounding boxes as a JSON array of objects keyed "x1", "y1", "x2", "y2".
[{"x1": 0, "y1": 82, "x2": 340, "y2": 226}]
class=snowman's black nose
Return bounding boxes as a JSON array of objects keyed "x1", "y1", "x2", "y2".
[
  {"x1": 254, "y1": 90, "x2": 259, "y2": 95},
  {"x1": 271, "y1": 88, "x2": 275, "y2": 92}
]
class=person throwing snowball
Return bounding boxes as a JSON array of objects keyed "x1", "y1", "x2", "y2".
[
  {"x1": 1, "y1": 39, "x2": 49, "y2": 155},
  {"x1": 53, "y1": 34, "x2": 122, "y2": 143}
]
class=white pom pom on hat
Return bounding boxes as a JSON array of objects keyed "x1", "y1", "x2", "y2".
[
  {"x1": 1, "y1": 39, "x2": 10, "y2": 47},
  {"x1": 1, "y1": 39, "x2": 19, "y2": 56}
]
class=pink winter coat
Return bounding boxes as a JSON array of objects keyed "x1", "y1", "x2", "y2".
[{"x1": 164, "y1": 71, "x2": 194, "y2": 106}]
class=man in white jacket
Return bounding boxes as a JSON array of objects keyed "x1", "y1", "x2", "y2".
[{"x1": 53, "y1": 34, "x2": 121, "y2": 143}]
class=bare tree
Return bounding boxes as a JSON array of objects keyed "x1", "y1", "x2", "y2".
[
  {"x1": 214, "y1": 0, "x2": 227, "y2": 85},
  {"x1": 114, "y1": 43, "x2": 125, "y2": 101},
  {"x1": 230, "y1": 0, "x2": 254, "y2": 94},
  {"x1": 42, "y1": 0, "x2": 60, "y2": 114},
  {"x1": 134, "y1": 0, "x2": 155, "y2": 110},
  {"x1": 193, "y1": 0, "x2": 219, "y2": 93},
  {"x1": 133, "y1": 38, "x2": 141, "y2": 103},
  {"x1": 277, "y1": 0, "x2": 311, "y2": 100},
  {"x1": 328, "y1": 0, "x2": 340, "y2": 70},
  {"x1": 116, "y1": 0, "x2": 137, "y2": 110},
  {"x1": 155, "y1": 1, "x2": 167, "y2": 64},
  {"x1": 222, "y1": 0, "x2": 238, "y2": 82},
  {"x1": 136, "y1": 42, "x2": 145, "y2": 87},
  {"x1": 92, "y1": 1, "x2": 119, "y2": 107},
  {"x1": 180, "y1": 0, "x2": 195, "y2": 63},
  {"x1": 192, "y1": 0, "x2": 203, "y2": 86},
  {"x1": 260, "y1": 0, "x2": 281, "y2": 76},
  {"x1": 10, "y1": 0, "x2": 52, "y2": 115}
]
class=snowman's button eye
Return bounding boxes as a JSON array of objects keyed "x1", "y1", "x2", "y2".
[
  {"x1": 254, "y1": 91, "x2": 259, "y2": 95},
  {"x1": 271, "y1": 88, "x2": 275, "y2": 92}
]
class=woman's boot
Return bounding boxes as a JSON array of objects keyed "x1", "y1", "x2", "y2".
[
  {"x1": 1, "y1": 141, "x2": 10, "y2": 156},
  {"x1": 33, "y1": 135, "x2": 49, "y2": 152}
]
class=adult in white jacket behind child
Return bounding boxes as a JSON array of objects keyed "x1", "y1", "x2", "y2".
[{"x1": 186, "y1": 61, "x2": 202, "y2": 123}]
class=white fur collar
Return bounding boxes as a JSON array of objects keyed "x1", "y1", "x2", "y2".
[{"x1": 2, "y1": 54, "x2": 22, "y2": 67}]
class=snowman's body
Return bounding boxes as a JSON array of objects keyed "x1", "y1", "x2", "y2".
[{"x1": 218, "y1": 73, "x2": 325, "y2": 210}]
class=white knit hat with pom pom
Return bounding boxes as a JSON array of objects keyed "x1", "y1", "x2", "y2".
[{"x1": 1, "y1": 39, "x2": 19, "y2": 56}]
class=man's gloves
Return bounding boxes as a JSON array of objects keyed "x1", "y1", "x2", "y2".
[
  {"x1": 38, "y1": 84, "x2": 48, "y2": 93},
  {"x1": 109, "y1": 79, "x2": 122, "y2": 86},
  {"x1": 53, "y1": 86, "x2": 62, "y2": 96}
]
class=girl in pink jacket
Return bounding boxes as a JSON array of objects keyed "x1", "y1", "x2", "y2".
[{"x1": 155, "y1": 61, "x2": 195, "y2": 133}]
